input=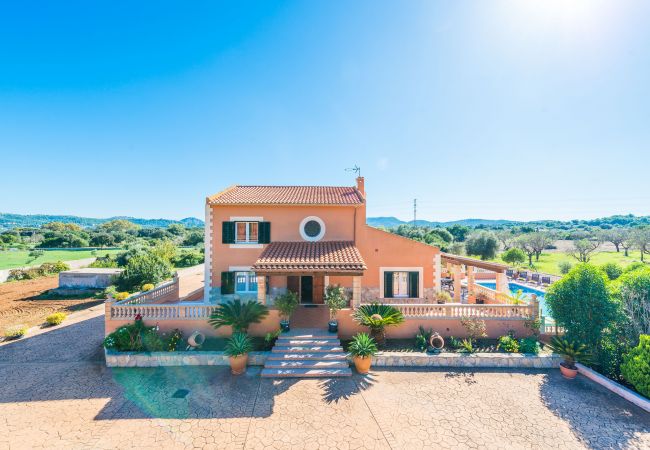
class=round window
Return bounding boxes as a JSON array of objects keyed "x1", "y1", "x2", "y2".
[
  {"x1": 304, "y1": 220, "x2": 321, "y2": 238},
  {"x1": 299, "y1": 216, "x2": 326, "y2": 241}
]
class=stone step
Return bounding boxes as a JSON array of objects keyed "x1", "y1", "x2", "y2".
[
  {"x1": 276, "y1": 339, "x2": 341, "y2": 346},
  {"x1": 278, "y1": 330, "x2": 337, "y2": 340},
  {"x1": 266, "y1": 352, "x2": 349, "y2": 361},
  {"x1": 264, "y1": 360, "x2": 349, "y2": 369},
  {"x1": 271, "y1": 345, "x2": 344, "y2": 353},
  {"x1": 261, "y1": 367, "x2": 352, "y2": 378}
]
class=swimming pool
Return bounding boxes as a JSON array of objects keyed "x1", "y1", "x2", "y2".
[{"x1": 477, "y1": 281, "x2": 550, "y2": 317}]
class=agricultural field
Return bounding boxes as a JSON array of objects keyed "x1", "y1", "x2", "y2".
[
  {"x1": 0, "y1": 249, "x2": 121, "y2": 270},
  {"x1": 520, "y1": 250, "x2": 646, "y2": 276},
  {"x1": 0, "y1": 276, "x2": 103, "y2": 331}
]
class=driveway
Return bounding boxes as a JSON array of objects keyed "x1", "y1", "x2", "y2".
[{"x1": 0, "y1": 315, "x2": 648, "y2": 450}]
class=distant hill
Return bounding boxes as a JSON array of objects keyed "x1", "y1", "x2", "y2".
[
  {"x1": 0, "y1": 213, "x2": 204, "y2": 230},
  {"x1": 367, "y1": 216, "x2": 520, "y2": 228}
]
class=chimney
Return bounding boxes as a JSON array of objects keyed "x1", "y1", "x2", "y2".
[{"x1": 356, "y1": 176, "x2": 365, "y2": 196}]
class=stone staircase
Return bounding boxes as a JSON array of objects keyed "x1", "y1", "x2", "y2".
[{"x1": 261, "y1": 328, "x2": 352, "y2": 378}]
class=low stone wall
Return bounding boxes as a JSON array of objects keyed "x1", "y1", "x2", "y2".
[
  {"x1": 105, "y1": 349, "x2": 560, "y2": 369},
  {"x1": 373, "y1": 352, "x2": 561, "y2": 369},
  {"x1": 105, "y1": 350, "x2": 269, "y2": 367}
]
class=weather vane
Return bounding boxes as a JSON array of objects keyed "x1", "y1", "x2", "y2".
[{"x1": 345, "y1": 165, "x2": 361, "y2": 177}]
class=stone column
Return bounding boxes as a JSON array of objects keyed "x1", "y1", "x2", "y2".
[
  {"x1": 466, "y1": 266, "x2": 476, "y2": 303},
  {"x1": 203, "y1": 202, "x2": 212, "y2": 303},
  {"x1": 352, "y1": 276, "x2": 361, "y2": 308},
  {"x1": 496, "y1": 271, "x2": 508, "y2": 295},
  {"x1": 434, "y1": 253, "x2": 442, "y2": 292},
  {"x1": 257, "y1": 275, "x2": 266, "y2": 305},
  {"x1": 452, "y1": 264, "x2": 462, "y2": 303}
]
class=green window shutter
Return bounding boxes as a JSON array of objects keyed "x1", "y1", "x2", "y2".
[
  {"x1": 222, "y1": 221, "x2": 235, "y2": 244},
  {"x1": 221, "y1": 272, "x2": 235, "y2": 295},
  {"x1": 383, "y1": 271, "x2": 393, "y2": 298},
  {"x1": 408, "y1": 271, "x2": 419, "y2": 298},
  {"x1": 259, "y1": 222, "x2": 271, "y2": 244}
]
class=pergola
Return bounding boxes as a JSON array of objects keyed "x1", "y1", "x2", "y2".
[{"x1": 440, "y1": 253, "x2": 509, "y2": 303}]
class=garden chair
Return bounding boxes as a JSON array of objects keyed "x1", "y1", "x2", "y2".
[
  {"x1": 541, "y1": 276, "x2": 551, "y2": 285},
  {"x1": 531, "y1": 273, "x2": 540, "y2": 284},
  {"x1": 519, "y1": 271, "x2": 528, "y2": 282}
]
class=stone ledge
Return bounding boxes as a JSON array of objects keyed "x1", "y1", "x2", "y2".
[
  {"x1": 373, "y1": 351, "x2": 562, "y2": 368},
  {"x1": 577, "y1": 363, "x2": 650, "y2": 413},
  {"x1": 105, "y1": 349, "x2": 561, "y2": 369}
]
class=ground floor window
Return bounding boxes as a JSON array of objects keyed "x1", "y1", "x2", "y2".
[
  {"x1": 383, "y1": 270, "x2": 419, "y2": 298},
  {"x1": 235, "y1": 271, "x2": 258, "y2": 293}
]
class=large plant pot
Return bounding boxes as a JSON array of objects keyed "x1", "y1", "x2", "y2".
[
  {"x1": 353, "y1": 355, "x2": 372, "y2": 374},
  {"x1": 280, "y1": 320, "x2": 290, "y2": 332},
  {"x1": 559, "y1": 362, "x2": 578, "y2": 380},
  {"x1": 229, "y1": 354, "x2": 248, "y2": 375},
  {"x1": 328, "y1": 320, "x2": 338, "y2": 333}
]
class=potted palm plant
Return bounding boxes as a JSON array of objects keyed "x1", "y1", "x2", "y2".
[
  {"x1": 352, "y1": 302, "x2": 405, "y2": 347},
  {"x1": 208, "y1": 298, "x2": 269, "y2": 333},
  {"x1": 348, "y1": 332, "x2": 378, "y2": 374},
  {"x1": 324, "y1": 284, "x2": 348, "y2": 333},
  {"x1": 224, "y1": 332, "x2": 253, "y2": 375},
  {"x1": 547, "y1": 336, "x2": 591, "y2": 379},
  {"x1": 274, "y1": 291, "x2": 299, "y2": 331}
]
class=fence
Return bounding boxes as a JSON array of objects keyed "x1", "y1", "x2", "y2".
[
  {"x1": 389, "y1": 303, "x2": 537, "y2": 320},
  {"x1": 115, "y1": 274, "x2": 179, "y2": 306}
]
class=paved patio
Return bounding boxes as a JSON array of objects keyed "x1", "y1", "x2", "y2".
[{"x1": 0, "y1": 316, "x2": 648, "y2": 449}]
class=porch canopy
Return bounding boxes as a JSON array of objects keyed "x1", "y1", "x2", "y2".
[{"x1": 252, "y1": 241, "x2": 366, "y2": 276}]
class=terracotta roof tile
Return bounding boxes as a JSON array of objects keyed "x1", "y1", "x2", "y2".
[
  {"x1": 208, "y1": 185, "x2": 364, "y2": 205},
  {"x1": 252, "y1": 241, "x2": 366, "y2": 273}
]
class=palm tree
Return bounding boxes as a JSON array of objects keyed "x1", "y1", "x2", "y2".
[
  {"x1": 352, "y1": 303, "x2": 405, "y2": 346},
  {"x1": 208, "y1": 298, "x2": 269, "y2": 333}
]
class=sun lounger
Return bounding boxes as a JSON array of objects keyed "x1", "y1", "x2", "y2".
[
  {"x1": 519, "y1": 271, "x2": 528, "y2": 281},
  {"x1": 541, "y1": 276, "x2": 551, "y2": 285},
  {"x1": 531, "y1": 274, "x2": 540, "y2": 284},
  {"x1": 506, "y1": 269, "x2": 514, "y2": 278}
]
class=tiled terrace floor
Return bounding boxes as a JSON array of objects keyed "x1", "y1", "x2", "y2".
[{"x1": 0, "y1": 315, "x2": 649, "y2": 449}]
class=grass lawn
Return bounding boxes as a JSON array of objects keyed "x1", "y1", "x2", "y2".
[
  {"x1": 489, "y1": 250, "x2": 647, "y2": 276},
  {"x1": 0, "y1": 249, "x2": 122, "y2": 270}
]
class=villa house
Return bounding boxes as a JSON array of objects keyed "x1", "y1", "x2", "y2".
[
  {"x1": 106, "y1": 177, "x2": 538, "y2": 343},
  {"x1": 203, "y1": 177, "x2": 441, "y2": 320}
]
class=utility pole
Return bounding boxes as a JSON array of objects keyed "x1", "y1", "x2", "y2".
[{"x1": 413, "y1": 199, "x2": 417, "y2": 227}]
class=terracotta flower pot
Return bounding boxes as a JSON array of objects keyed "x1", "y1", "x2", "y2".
[
  {"x1": 353, "y1": 355, "x2": 372, "y2": 374},
  {"x1": 559, "y1": 362, "x2": 578, "y2": 380},
  {"x1": 229, "y1": 354, "x2": 248, "y2": 375}
]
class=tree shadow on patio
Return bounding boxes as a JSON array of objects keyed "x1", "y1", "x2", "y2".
[
  {"x1": 538, "y1": 371, "x2": 650, "y2": 448},
  {"x1": 320, "y1": 372, "x2": 376, "y2": 404}
]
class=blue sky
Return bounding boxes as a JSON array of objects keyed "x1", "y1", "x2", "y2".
[{"x1": 1, "y1": 0, "x2": 648, "y2": 222}]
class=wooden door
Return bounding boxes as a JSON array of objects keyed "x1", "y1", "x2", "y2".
[
  {"x1": 312, "y1": 275, "x2": 324, "y2": 304},
  {"x1": 287, "y1": 276, "x2": 300, "y2": 295}
]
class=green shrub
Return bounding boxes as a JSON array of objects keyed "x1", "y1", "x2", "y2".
[
  {"x1": 274, "y1": 291, "x2": 300, "y2": 321},
  {"x1": 545, "y1": 264, "x2": 618, "y2": 351},
  {"x1": 116, "y1": 253, "x2": 172, "y2": 291},
  {"x1": 263, "y1": 329, "x2": 282, "y2": 350},
  {"x1": 460, "y1": 317, "x2": 487, "y2": 341},
  {"x1": 624, "y1": 262, "x2": 648, "y2": 273},
  {"x1": 616, "y1": 266, "x2": 650, "y2": 336},
  {"x1": 348, "y1": 332, "x2": 378, "y2": 358},
  {"x1": 324, "y1": 284, "x2": 348, "y2": 321},
  {"x1": 164, "y1": 329, "x2": 183, "y2": 352},
  {"x1": 114, "y1": 292, "x2": 130, "y2": 301},
  {"x1": 90, "y1": 255, "x2": 118, "y2": 268},
  {"x1": 353, "y1": 303, "x2": 405, "y2": 347},
  {"x1": 497, "y1": 335, "x2": 520, "y2": 353},
  {"x1": 415, "y1": 326, "x2": 433, "y2": 351},
  {"x1": 601, "y1": 262, "x2": 623, "y2": 280},
  {"x1": 171, "y1": 251, "x2": 204, "y2": 268},
  {"x1": 621, "y1": 335, "x2": 650, "y2": 398},
  {"x1": 558, "y1": 261, "x2": 573, "y2": 275},
  {"x1": 224, "y1": 332, "x2": 254, "y2": 357},
  {"x1": 547, "y1": 337, "x2": 592, "y2": 370},
  {"x1": 518, "y1": 337, "x2": 540, "y2": 354},
  {"x1": 208, "y1": 298, "x2": 269, "y2": 333},
  {"x1": 45, "y1": 312, "x2": 67, "y2": 326},
  {"x1": 103, "y1": 318, "x2": 162, "y2": 352},
  {"x1": 448, "y1": 336, "x2": 461, "y2": 349},
  {"x1": 4, "y1": 325, "x2": 28, "y2": 339},
  {"x1": 459, "y1": 338, "x2": 475, "y2": 353}
]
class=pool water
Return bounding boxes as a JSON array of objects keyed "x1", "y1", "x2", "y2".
[{"x1": 477, "y1": 281, "x2": 550, "y2": 318}]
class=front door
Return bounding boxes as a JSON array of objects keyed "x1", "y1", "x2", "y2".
[{"x1": 300, "y1": 276, "x2": 313, "y2": 303}]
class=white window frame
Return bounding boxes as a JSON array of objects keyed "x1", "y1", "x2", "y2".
[
  {"x1": 234, "y1": 271, "x2": 258, "y2": 293},
  {"x1": 235, "y1": 221, "x2": 259, "y2": 244},
  {"x1": 379, "y1": 267, "x2": 424, "y2": 299},
  {"x1": 299, "y1": 216, "x2": 326, "y2": 242},
  {"x1": 392, "y1": 271, "x2": 409, "y2": 298}
]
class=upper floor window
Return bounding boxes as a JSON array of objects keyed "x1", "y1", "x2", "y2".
[
  {"x1": 299, "y1": 216, "x2": 326, "y2": 242},
  {"x1": 236, "y1": 221, "x2": 258, "y2": 243}
]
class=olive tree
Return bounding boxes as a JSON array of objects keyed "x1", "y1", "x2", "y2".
[
  {"x1": 569, "y1": 238, "x2": 601, "y2": 263},
  {"x1": 465, "y1": 232, "x2": 498, "y2": 261},
  {"x1": 632, "y1": 226, "x2": 650, "y2": 262}
]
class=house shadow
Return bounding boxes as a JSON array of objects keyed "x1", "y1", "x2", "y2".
[
  {"x1": 538, "y1": 371, "x2": 650, "y2": 448},
  {"x1": 0, "y1": 315, "x2": 308, "y2": 421}
]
